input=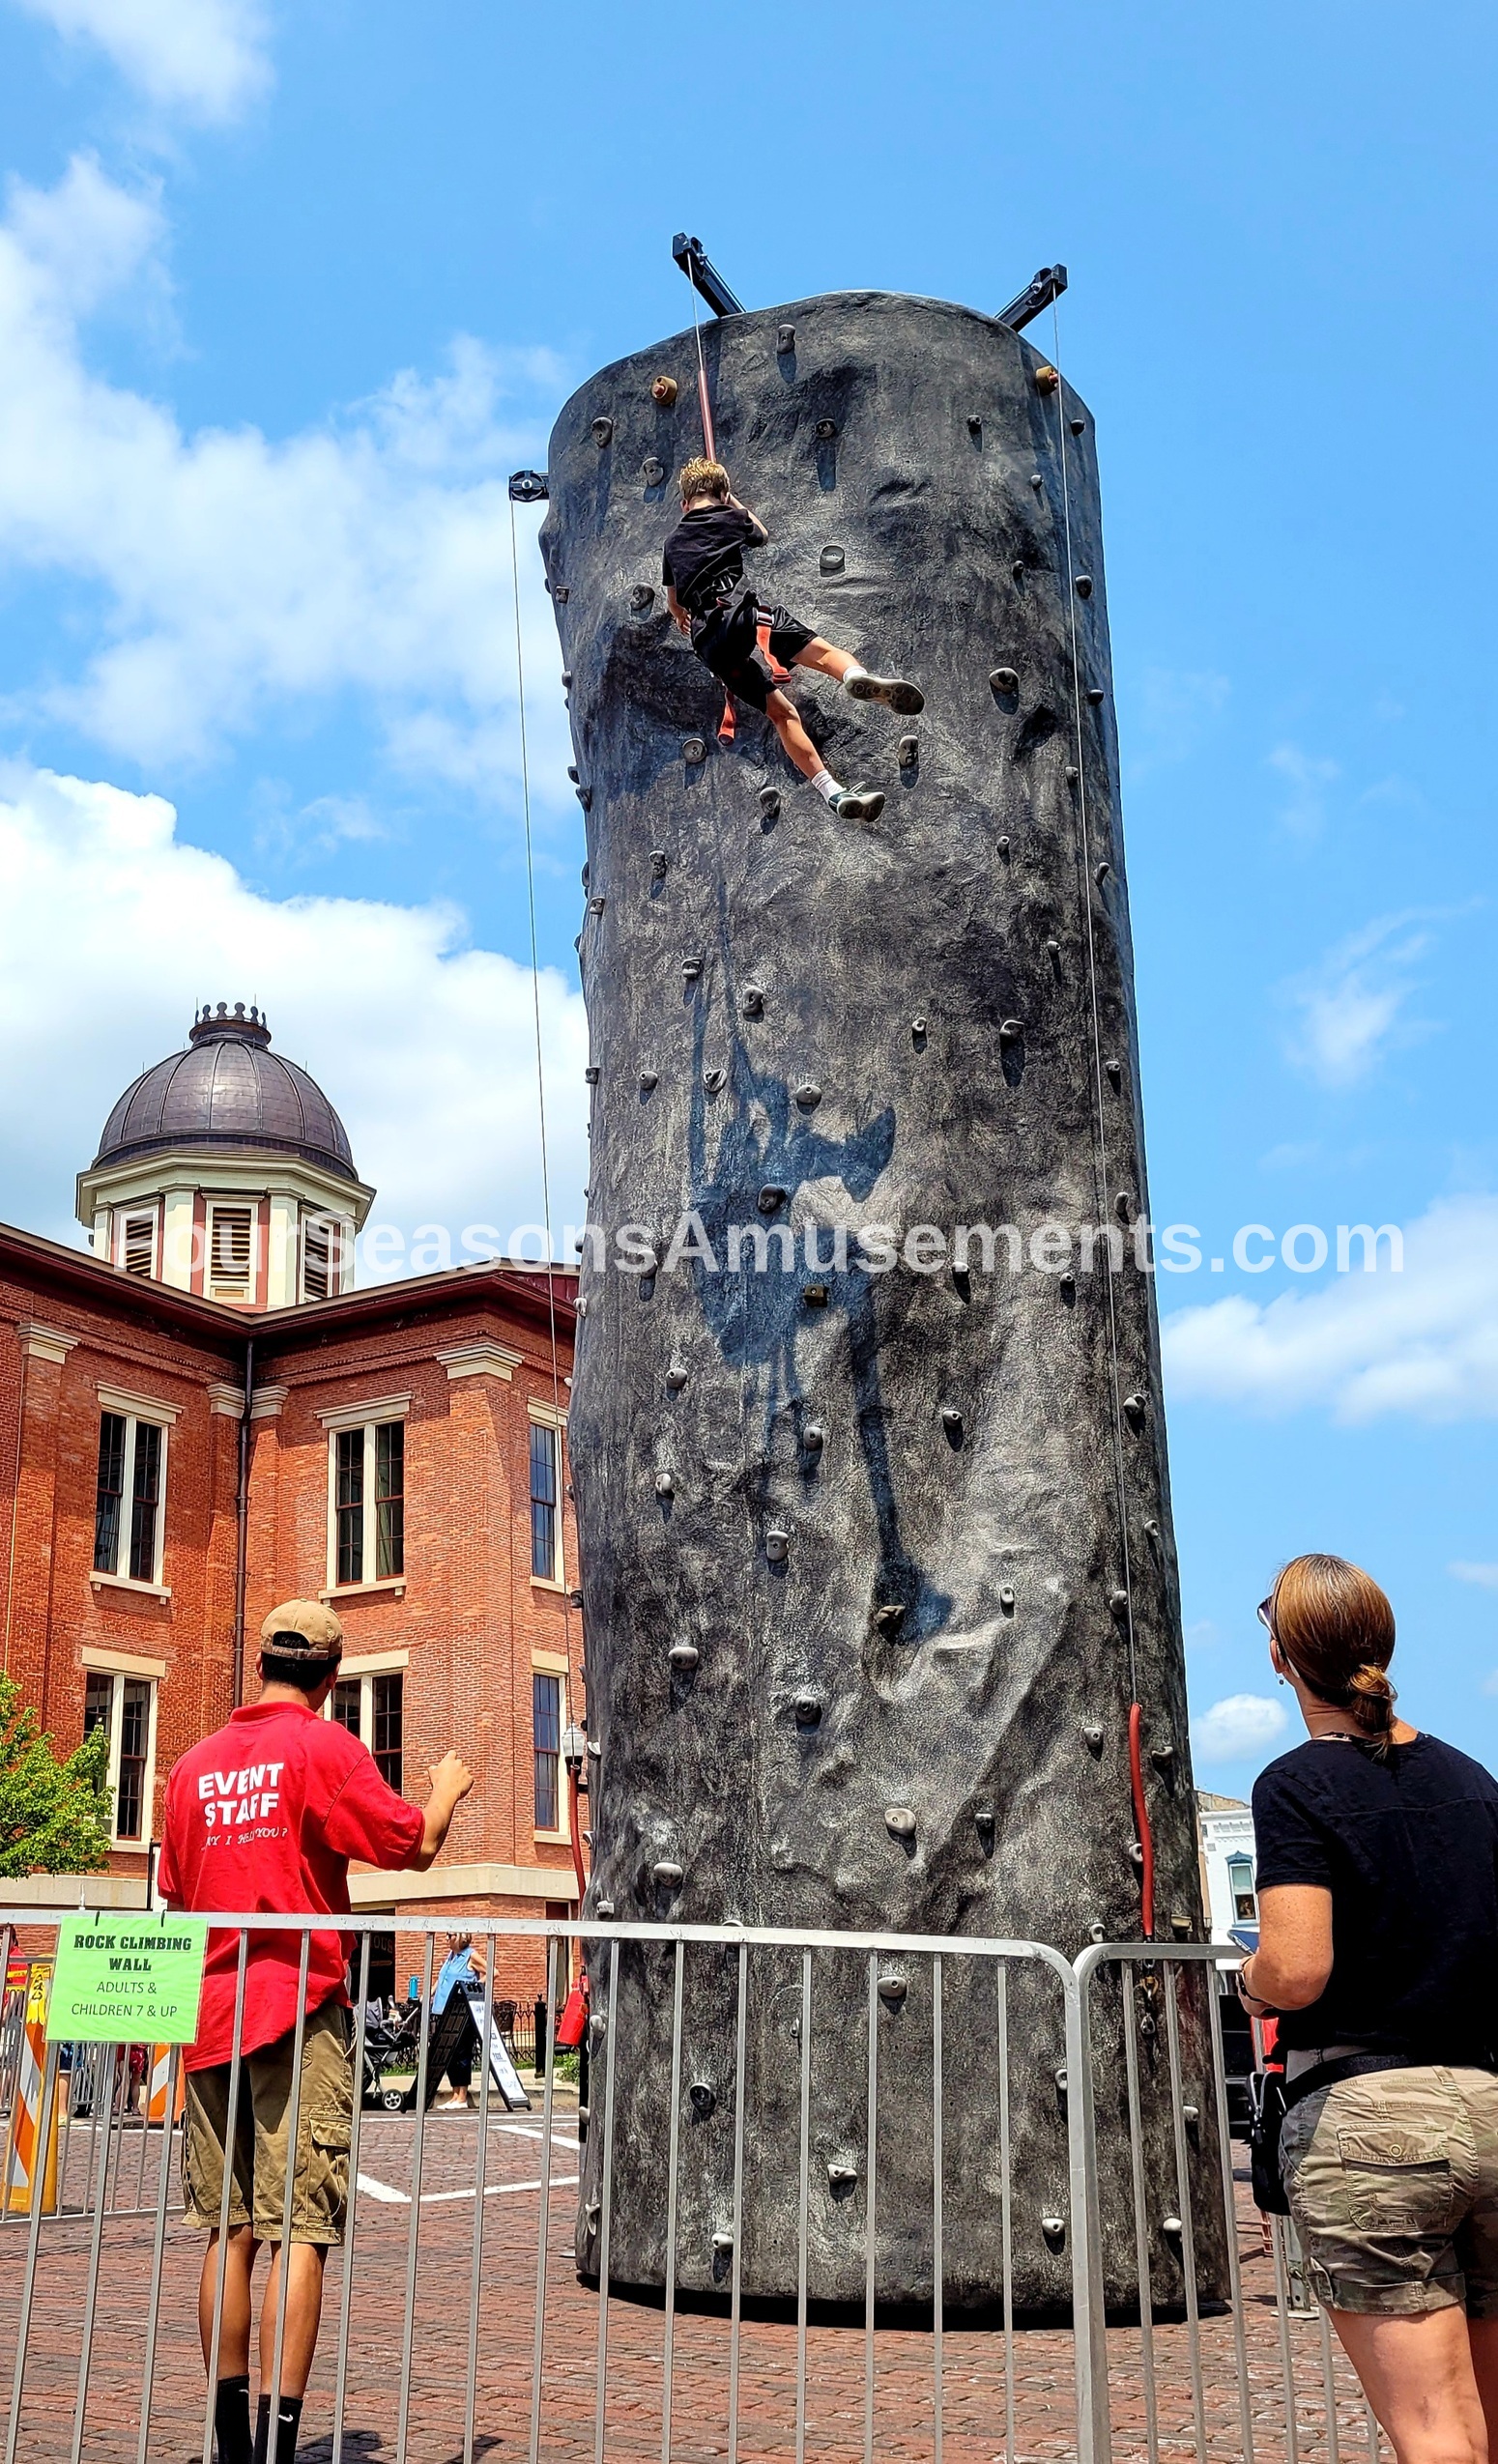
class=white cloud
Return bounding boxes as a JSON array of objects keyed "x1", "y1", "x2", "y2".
[
  {"x1": 1269, "y1": 742, "x2": 1339, "y2": 840},
  {"x1": 1453, "y1": 1563, "x2": 1498, "y2": 1591},
  {"x1": 1282, "y1": 911, "x2": 1437, "y2": 1089},
  {"x1": 0, "y1": 764, "x2": 589, "y2": 1263},
  {"x1": 1163, "y1": 1194, "x2": 1498, "y2": 1423},
  {"x1": 14, "y1": 0, "x2": 270, "y2": 121},
  {"x1": 1192, "y1": 1695, "x2": 1287, "y2": 1764},
  {"x1": 0, "y1": 158, "x2": 570, "y2": 792}
]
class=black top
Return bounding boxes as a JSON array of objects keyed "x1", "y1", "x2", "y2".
[
  {"x1": 662, "y1": 504, "x2": 758, "y2": 617},
  {"x1": 1252, "y1": 1733, "x2": 1498, "y2": 2059}
]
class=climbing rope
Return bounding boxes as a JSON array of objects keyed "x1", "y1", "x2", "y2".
[
  {"x1": 506, "y1": 495, "x2": 585, "y2": 1917},
  {"x1": 1048, "y1": 301, "x2": 1154, "y2": 1937},
  {"x1": 685, "y1": 259, "x2": 718, "y2": 461}
]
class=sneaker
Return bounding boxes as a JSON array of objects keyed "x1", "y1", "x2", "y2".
[
  {"x1": 833, "y1": 788, "x2": 885, "y2": 822},
  {"x1": 845, "y1": 673, "x2": 925, "y2": 716}
]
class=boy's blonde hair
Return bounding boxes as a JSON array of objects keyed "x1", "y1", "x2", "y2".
[{"x1": 678, "y1": 457, "x2": 729, "y2": 502}]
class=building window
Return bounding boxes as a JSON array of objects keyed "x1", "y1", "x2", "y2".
[
  {"x1": 121, "y1": 1210, "x2": 158, "y2": 1278},
  {"x1": 331, "y1": 1420, "x2": 404, "y2": 1587},
  {"x1": 207, "y1": 1202, "x2": 256, "y2": 1299},
  {"x1": 324, "y1": 1671, "x2": 404, "y2": 1794},
  {"x1": 1226, "y1": 1852, "x2": 1257, "y2": 1924},
  {"x1": 93, "y1": 1412, "x2": 166, "y2": 1586},
  {"x1": 533, "y1": 1672, "x2": 562, "y2": 1830},
  {"x1": 530, "y1": 1422, "x2": 561, "y2": 1581},
  {"x1": 83, "y1": 1670, "x2": 158, "y2": 1844},
  {"x1": 302, "y1": 1216, "x2": 343, "y2": 1304}
]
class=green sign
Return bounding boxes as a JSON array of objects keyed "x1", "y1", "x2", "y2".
[{"x1": 46, "y1": 1914, "x2": 208, "y2": 2045}]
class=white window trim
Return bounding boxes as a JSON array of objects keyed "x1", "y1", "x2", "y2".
[
  {"x1": 317, "y1": 1393, "x2": 412, "y2": 1434},
  {"x1": 322, "y1": 1667, "x2": 405, "y2": 1790},
  {"x1": 337, "y1": 1647, "x2": 409, "y2": 1677},
  {"x1": 325, "y1": 1418, "x2": 406, "y2": 1591},
  {"x1": 527, "y1": 1398, "x2": 568, "y2": 1429},
  {"x1": 84, "y1": 1668, "x2": 159, "y2": 1848},
  {"x1": 94, "y1": 1411, "x2": 169, "y2": 1589},
  {"x1": 95, "y1": 1386, "x2": 181, "y2": 1427},
  {"x1": 81, "y1": 1647, "x2": 167, "y2": 1680},
  {"x1": 532, "y1": 1664, "x2": 568, "y2": 1844},
  {"x1": 436, "y1": 1342, "x2": 521, "y2": 1382}
]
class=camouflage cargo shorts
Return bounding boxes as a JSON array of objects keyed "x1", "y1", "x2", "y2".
[{"x1": 1281, "y1": 2065, "x2": 1498, "y2": 2317}]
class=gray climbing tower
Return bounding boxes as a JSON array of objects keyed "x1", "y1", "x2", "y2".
[{"x1": 544, "y1": 290, "x2": 1224, "y2": 2313}]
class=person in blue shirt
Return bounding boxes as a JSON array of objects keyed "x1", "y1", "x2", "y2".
[{"x1": 433, "y1": 1933, "x2": 486, "y2": 2109}]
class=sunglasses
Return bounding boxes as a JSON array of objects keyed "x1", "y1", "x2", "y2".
[{"x1": 1256, "y1": 1594, "x2": 1276, "y2": 1636}]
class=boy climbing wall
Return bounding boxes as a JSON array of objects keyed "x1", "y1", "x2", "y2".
[{"x1": 662, "y1": 458, "x2": 924, "y2": 823}]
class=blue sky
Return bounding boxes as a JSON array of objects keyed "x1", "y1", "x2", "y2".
[{"x1": 0, "y1": 0, "x2": 1494, "y2": 1792}]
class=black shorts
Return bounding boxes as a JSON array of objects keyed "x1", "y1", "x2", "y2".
[{"x1": 691, "y1": 597, "x2": 818, "y2": 712}]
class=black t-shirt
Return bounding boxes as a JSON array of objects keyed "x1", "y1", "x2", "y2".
[
  {"x1": 662, "y1": 504, "x2": 758, "y2": 617},
  {"x1": 1252, "y1": 1733, "x2": 1498, "y2": 2058}
]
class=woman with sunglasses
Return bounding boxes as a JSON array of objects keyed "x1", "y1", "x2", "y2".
[{"x1": 1239, "y1": 1554, "x2": 1498, "y2": 2464}]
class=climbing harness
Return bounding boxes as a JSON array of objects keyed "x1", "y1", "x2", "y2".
[
  {"x1": 698, "y1": 579, "x2": 792, "y2": 744},
  {"x1": 507, "y1": 494, "x2": 585, "y2": 1953},
  {"x1": 1049, "y1": 301, "x2": 1156, "y2": 1939}
]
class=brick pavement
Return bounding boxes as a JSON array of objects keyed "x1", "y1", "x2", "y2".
[{"x1": 0, "y1": 2116, "x2": 1377, "y2": 2464}]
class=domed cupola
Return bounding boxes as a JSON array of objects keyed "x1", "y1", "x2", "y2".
[{"x1": 76, "y1": 1006, "x2": 376, "y2": 1309}]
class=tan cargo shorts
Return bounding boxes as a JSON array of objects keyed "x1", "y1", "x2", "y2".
[
  {"x1": 183, "y1": 1997, "x2": 353, "y2": 2247},
  {"x1": 1281, "y1": 2065, "x2": 1498, "y2": 2317}
]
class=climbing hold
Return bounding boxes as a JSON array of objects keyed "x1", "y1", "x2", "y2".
[
  {"x1": 575, "y1": 1298, "x2": 589, "y2": 1317},
  {"x1": 1110, "y1": 1588, "x2": 1131, "y2": 1617},
  {"x1": 998, "y1": 1017, "x2": 1023, "y2": 1045},
  {"x1": 683, "y1": 737, "x2": 706, "y2": 764},
  {"x1": 802, "y1": 1283, "x2": 829, "y2": 1307},
  {"x1": 703, "y1": 1067, "x2": 726, "y2": 1093},
  {"x1": 1046, "y1": 938, "x2": 1061, "y2": 961},
  {"x1": 594, "y1": 1900, "x2": 616, "y2": 1919},
  {"x1": 1075, "y1": 574, "x2": 1094, "y2": 599},
  {"x1": 651, "y1": 374, "x2": 678, "y2": 407},
  {"x1": 562, "y1": 671, "x2": 572, "y2": 688},
  {"x1": 911, "y1": 1014, "x2": 928, "y2": 1037},
  {"x1": 553, "y1": 585, "x2": 570, "y2": 604},
  {"x1": 765, "y1": 1527, "x2": 791, "y2": 1561},
  {"x1": 1029, "y1": 472, "x2": 1045, "y2": 490},
  {"x1": 1082, "y1": 1723, "x2": 1105, "y2": 1753},
  {"x1": 1143, "y1": 1519, "x2": 1161, "y2": 1542},
  {"x1": 682, "y1": 957, "x2": 704, "y2": 982},
  {"x1": 759, "y1": 787, "x2": 781, "y2": 819},
  {"x1": 1171, "y1": 1911, "x2": 1193, "y2": 1940},
  {"x1": 1070, "y1": 416, "x2": 1086, "y2": 436},
  {"x1": 898, "y1": 734, "x2": 918, "y2": 768},
  {"x1": 666, "y1": 1362, "x2": 688, "y2": 1391},
  {"x1": 591, "y1": 417, "x2": 614, "y2": 447},
  {"x1": 630, "y1": 583, "x2": 656, "y2": 612},
  {"x1": 689, "y1": 2081, "x2": 715, "y2": 2116},
  {"x1": 1065, "y1": 765, "x2": 1080, "y2": 785},
  {"x1": 1151, "y1": 1742, "x2": 1177, "y2": 1773},
  {"x1": 1034, "y1": 365, "x2": 1060, "y2": 395},
  {"x1": 641, "y1": 458, "x2": 666, "y2": 488},
  {"x1": 1087, "y1": 686, "x2": 1106, "y2": 704},
  {"x1": 803, "y1": 1423, "x2": 824, "y2": 1452},
  {"x1": 998, "y1": 1586, "x2": 1016, "y2": 1613},
  {"x1": 652, "y1": 1861, "x2": 683, "y2": 1889},
  {"x1": 996, "y1": 835, "x2": 1011, "y2": 857},
  {"x1": 1114, "y1": 1192, "x2": 1132, "y2": 1222},
  {"x1": 669, "y1": 1642, "x2": 699, "y2": 1671},
  {"x1": 827, "y1": 2163, "x2": 858, "y2": 2190},
  {"x1": 884, "y1": 1807, "x2": 917, "y2": 1840},
  {"x1": 712, "y1": 2229, "x2": 735, "y2": 2254},
  {"x1": 1089, "y1": 1921, "x2": 1108, "y2": 1944},
  {"x1": 758, "y1": 1185, "x2": 788, "y2": 1213},
  {"x1": 584, "y1": 1065, "x2": 600, "y2": 1085},
  {"x1": 873, "y1": 1603, "x2": 905, "y2": 1633},
  {"x1": 1105, "y1": 1058, "x2": 1122, "y2": 1090},
  {"x1": 940, "y1": 1405, "x2": 964, "y2": 1435},
  {"x1": 1012, "y1": 559, "x2": 1027, "y2": 584},
  {"x1": 794, "y1": 1082, "x2": 821, "y2": 1110},
  {"x1": 1163, "y1": 2216, "x2": 1183, "y2": 2239},
  {"x1": 1054, "y1": 2066, "x2": 1069, "y2": 2092},
  {"x1": 741, "y1": 986, "x2": 764, "y2": 1017},
  {"x1": 589, "y1": 896, "x2": 606, "y2": 914},
  {"x1": 650, "y1": 847, "x2": 669, "y2": 877},
  {"x1": 814, "y1": 417, "x2": 838, "y2": 441},
  {"x1": 991, "y1": 666, "x2": 1021, "y2": 698},
  {"x1": 877, "y1": 1972, "x2": 907, "y2": 2004},
  {"x1": 776, "y1": 323, "x2": 795, "y2": 355},
  {"x1": 1059, "y1": 1274, "x2": 1076, "y2": 1300},
  {"x1": 974, "y1": 1805, "x2": 995, "y2": 1836},
  {"x1": 1041, "y1": 2215, "x2": 1066, "y2": 2240},
  {"x1": 567, "y1": 764, "x2": 580, "y2": 783},
  {"x1": 794, "y1": 1696, "x2": 821, "y2": 1727},
  {"x1": 820, "y1": 544, "x2": 846, "y2": 574},
  {"x1": 580, "y1": 863, "x2": 590, "y2": 885},
  {"x1": 639, "y1": 1070, "x2": 658, "y2": 1093},
  {"x1": 1095, "y1": 861, "x2": 1111, "y2": 885},
  {"x1": 967, "y1": 415, "x2": 982, "y2": 434},
  {"x1": 1123, "y1": 1391, "x2": 1146, "y2": 1426}
]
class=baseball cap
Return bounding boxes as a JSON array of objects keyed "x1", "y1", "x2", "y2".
[{"x1": 259, "y1": 1599, "x2": 344, "y2": 1659}]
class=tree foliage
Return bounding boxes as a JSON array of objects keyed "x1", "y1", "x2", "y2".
[{"x1": 0, "y1": 1678, "x2": 113, "y2": 1877}]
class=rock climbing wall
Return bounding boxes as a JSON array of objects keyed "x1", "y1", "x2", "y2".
[{"x1": 543, "y1": 291, "x2": 1225, "y2": 2313}]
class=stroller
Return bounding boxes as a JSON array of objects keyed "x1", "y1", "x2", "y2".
[{"x1": 360, "y1": 1999, "x2": 424, "y2": 2111}]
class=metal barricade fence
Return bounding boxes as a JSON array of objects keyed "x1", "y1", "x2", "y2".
[{"x1": 0, "y1": 1913, "x2": 1380, "y2": 2464}]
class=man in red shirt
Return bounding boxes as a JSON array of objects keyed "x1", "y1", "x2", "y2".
[{"x1": 158, "y1": 1600, "x2": 474, "y2": 2464}]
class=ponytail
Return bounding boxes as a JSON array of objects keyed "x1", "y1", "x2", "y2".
[{"x1": 1270, "y1": 1555, "x2": 1398, "y2": 1761}]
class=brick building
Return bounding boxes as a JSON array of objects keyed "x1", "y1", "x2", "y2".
[{"x1": 0, "y1": 1004, "x2": 580, "y2": 1999}]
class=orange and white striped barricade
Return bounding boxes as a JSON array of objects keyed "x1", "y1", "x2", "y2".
[
  {"x1": 146, "y1": 2041, "x2": 186, "y2": 2126},
  {"x1": 3, "y1": 1960, "x2": 60, "y2": 2216}
]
